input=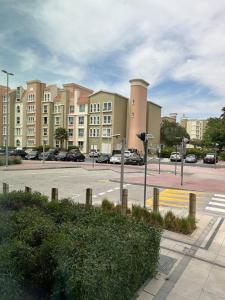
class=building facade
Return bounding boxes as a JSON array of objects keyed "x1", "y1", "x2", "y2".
[
  {"x1": 0, "y1": 78, "x2": 161, "y2": 154},
  {"x1": 180, "y1": 117, "x2": 208, "y2": 140}
]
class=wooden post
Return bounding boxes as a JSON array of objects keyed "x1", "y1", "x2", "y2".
[
  {"x1": 189, "y1": 193, "x2": 196, "y2": 219},
  {"x1": 51, "y1": 188, "x2": 58, "y2": 202},
  {"x1": 86, "y1": 188, "x2": 92, "y2": 205},
  {"x1": 3, "y1": 182, "x2": 9, "y2": 194},
  {"x1": 122, "y1": 189, "x2": 128, "y2": 215},
  {"x1": 153, "y1": 187, "x2": 159, "y2": 213},
  {"x1": 25, "y1": 186, "x2": 32, "y2": 193}
]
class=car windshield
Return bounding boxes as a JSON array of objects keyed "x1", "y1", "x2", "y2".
[
  {"x1": 113, "y1": 154, "x2": 121, "y2": 157},
  {"x1": 187, "y1": 155, "x2": 195, "y2": 158},
  {"x1": 171, "y1": 152, "x2": 180, "y2": 155},
  {"x1": 59, "y1": 152, "x2": 67, "y2": 156},
  {"x1": 206, "y1": 154, "x2": 215, "y2": 158},
  {"x1": 30, "y1": 151, "x2": 37, "y2": 155}
]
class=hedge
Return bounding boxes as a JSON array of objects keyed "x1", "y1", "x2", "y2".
[
  {"x1": 0, "y1": 156, "x2": 22, "y2": 166},
  {"x1": 0, "y1": 192, "x2": 161, "y2": 300}
]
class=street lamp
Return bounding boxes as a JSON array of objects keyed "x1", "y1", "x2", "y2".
[
  {"x1": 137, "y1": 132, "x2": 154, "y2": 208},
  {"x1": 180, "y1": 137, "x2": 189, "y2": 185},
  {"x1": 1, "y1": 70, "x2": 14, "y2": 167},
  {"x1": 111, "y1": 134, "x2": 125, "y2": 204}
]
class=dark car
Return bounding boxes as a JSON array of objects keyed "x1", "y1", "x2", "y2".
[
  {"x1": 48, "y1": 148, "x2": 59, "y2": 155},
  {"x1": 38, "y1": 152, "x2": 56, "y2": 161},
  {"x1": 55, "y1": 151, "x2": 68, "y2": 161},
  {"x1": 0, "y1": 149, "x2": 5, "y2": 156},
  {"x1": 185, "y1": 154, "x2": 197, "y2": 163},
  {"x1": 25, "y1": 150, "x2": 39, "y2": 160},
  {"x1": 96, "y1": 154, "x2": 110, "y2": 163},
  {"x1": 67, "y1": 151, "x2": 85, "y2": 162},
  {"x1": 203, "y1": 153, "x2": 218, "y2": 164},
  {"x1": 125, "y1": 154, "x2": 144, "y2": 166}
]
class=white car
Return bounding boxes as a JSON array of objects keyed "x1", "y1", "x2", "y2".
[
  {"x1": 110, "y1": 154, "x2": 122, "y2": 164},
  {"x1": 170, "y1": 152, "x2": 182, "y2": 162},
  {"x1": 124, "y1": 150, "x2": 133, "y2": 158},
  {"x1": 89, "y1": 150, "x2": 99, "y2": 158}
]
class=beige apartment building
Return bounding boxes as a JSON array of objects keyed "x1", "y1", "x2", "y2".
[
  {"x1": 180, "y1": 116, "x2": 208, "y2": 140},
  {"x1": 161, "y1": 113, "x2": 177, "y2": 123},
  {"x1": 0, "y1": 78, "x2": 161, "y2": 154}
]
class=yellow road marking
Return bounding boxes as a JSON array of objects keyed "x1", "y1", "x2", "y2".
[{"x1": 162, "y1": 188, "x2": 207, "y2": 195}]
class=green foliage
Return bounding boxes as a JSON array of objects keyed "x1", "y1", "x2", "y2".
[
  {"x1": 160, "y1": 146, "x2": 175, "y2": 158},
  {"x1": 0, "y1": 192, "x2": 161, "y2": 300},
  {"x1": 185, "y1": 148, "x2": 208, "y2": 159},
  {"x1": 219, "y1": 151, "x2": 225, "y2": 161},
  {"x1": 160, "y1": 120, "x2": 190, "y2": 147},
  {"x1": 102, "y1": 198, "x2": 115, "y2": 211},
  {"x1": 164, "y1": 211, "x2": 196, "y2": 234},
  {"x1": 67, "y1": 145, "x2": 79, "y2": 151},
  {"x1": 34, "y1": 145, "x2": 51, "y2": 152},
  {"x1": 202, "y1": 117, "x2": 225, "y2": 149},
  {"x1": 54, "y1": 127, "x2": 68, "y2": 149},
  {"x1": 0, "y1": 156, "x2": 22, "y2": 166}
]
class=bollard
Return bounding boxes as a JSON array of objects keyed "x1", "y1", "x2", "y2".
[
  {"x1": 189, "y1": 193, "x2": 196, "y2": 219},
  {"x1": 86, "y1": 188, "x2": 92, "y2": 205},
  {"x1": 121, "y1": 189, "x2": 128, "y2": 215},
  {"x1": 3, "y1": 182, "x2": 9, "y2": 194},
  {"x1": 51, "y1": 188, "x2": 58, "y2": 202},
  {"x1": 153, "y1": 187, "x2": 159, "y2": 213},
  {"x1": 25, "y1": 186, "x2": 32, "y2": 193}
]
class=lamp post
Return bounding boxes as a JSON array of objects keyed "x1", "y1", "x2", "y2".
[
  {"x1": 180, "y1": 137, "x2": 189, "y2": 185},
  {"x1": 1, "y1": 70, "x2": 14, "y2": 167},
  {"x1": 214, "y1": 143, "x2": 219, "y2": 168}
]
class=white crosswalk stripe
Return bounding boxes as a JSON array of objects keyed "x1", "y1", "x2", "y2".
[{"x1": 206, "y1": 194, "x2": 225, "y2": 214}]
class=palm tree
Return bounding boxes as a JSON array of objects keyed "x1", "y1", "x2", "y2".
[
  {"x1": 220, "y1": 107, "x2": 225, "y2": 121},
  {"x1": 54, "y1": 127, "x2": 68, "y2": 149}
]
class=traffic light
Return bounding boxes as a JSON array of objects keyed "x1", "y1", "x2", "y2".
[{"x1": 136, "y1": 132, "x2": 146, "y2": 142}]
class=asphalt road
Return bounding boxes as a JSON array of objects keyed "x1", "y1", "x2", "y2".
[{"x1": 0, "y1": 167, "x2": 213, "y2": 216}]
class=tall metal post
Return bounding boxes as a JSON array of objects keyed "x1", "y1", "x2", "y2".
[
  {"x1": 120, "y1": 138, "x2": 126, "y2": 204},
  {"x1": 175, "y1": 145, "x2": 178, "y2": 176},
  {"x1": 143, "y1": 139, "x2": 148, "y2": 208},
  {"x1": 5, "y1": 74, "x2": 9, "y2": 167},
  {"x1": 158, "y1": 145, "x2": 161, "y2": 174},
  {"x1": 42, "y1": 141, "x2": 45, "y2": 164},
  {"x1": 181, "y1": 139, "x2": 184, "y2": 185}
]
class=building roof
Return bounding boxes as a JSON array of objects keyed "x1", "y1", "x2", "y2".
[
  {"x1": 89, "y1": 90, "x2": 128, "y2": 100},
  {"x1": 129, "y1": 78, "x2": 150, "y2": 87},
  {"x1": 147, "y1": 100, "x2": 162, "y2": 108},
  {"x1": 63, "y1": 83, "x2": 93, "y2": 93}
]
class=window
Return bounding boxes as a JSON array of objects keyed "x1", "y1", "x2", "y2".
[
  {"x1": 79, "y1": 104, "x2": 85, "y2": 112},
  {"x1": 55, "y1": 140, "x2": 60, "y2": 147},
  {"x1": 28, "y1": 116, "x2": 35, "y2": 124},
  {"x1": 102, "y1": 128, "x2": 111, "y2": 137},
  {"x1": 68, "y1": 116, "x2": 74, "y2": 125},
  {"x1": 54, "y1": 105, "x2": 60, "y2": 113},
  {"x1": 103, "y1": 102, "x2": 112, "y2": 111},
  {"x1": 27, "y1": 105, "x2": 35, "y2": 113},
  {"x1": 27, "y1": 128, "x2": 34, "y2": 136},
  {"x1": 43, "y1": 105, "x2": 48, "y2": 113},
  {"x1": 55, "y1": 117, "x2": 60, "y2": 125},
  {"x1": 43, "y1": 128, "x2": 48, "y2": 136},
  {"x1": 78, "y1": 116, "x2": 84, "y2": 125},
  {"x1": 16, "y1": 128, "x2": 21, "y2": 136},
  {"x1": 68, "y1": 141, "x2": 73, "y2": 146},
  {"x1": 16, "y1": 105, "x2": 20, "y2": 113},
  {"x1": 28, "y1": 94, "x2": 34, "y2": 102},
  {"x1": 103, "y1": 115, "x2": 112, "y2": 124},
  {"x1": 89, "y1": 128, "x2": 100, "y2": 137},
  {"x1": 16, "y1": 117, "x2": 20, "y2": 125},
  {"x1": 3, "y1": 127, "x2": 6, "y2": 135},
  {"x1": 27, "y1": 139, "x2": 35, "y2": 146},
  {"x1": 78, "y1": 141, "x2": 84, "y2": 150},
  {"x1": 68, "y1": 129, "x2": 73, "y2": 137},
  {"x1": 44, "y1": 92, "x2": 51, "y2": 102},
  {"x1": 78, "y1": 128, "x2": 84, "y2": 137},
  {"x1": 69, "y1": 105, "x2": 75, "y2": 113},
  {"x1": 3, "y1": 116, "x2": 6, "y2": 124},
  {"x1": 43, "y1": 117, "x2": 48, "y2": 125},
  {"x1": 3, "y1": 95, "x2": 7, "y2": 102},
  {"x1": 90, "y1": 116, "x2": 100, "y2": 125},
  {"x1": 16, "y1": 140, "x2": 21, "y2": 147},
  {"x1": 90, "y1": 103, "x2": 100, "y2": 113},
  {"x1": 3, "y1": 105, "x2": 7, "y2": 113}
]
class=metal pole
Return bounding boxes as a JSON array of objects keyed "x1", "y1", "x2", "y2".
[
  {"x1": 143, "y1": 139, "x2": 148, "y2": 208},
  {"x1": 158, "y1": 146, "x2": 161, "y2": 174},
  {"x1": 5, "y1": 73, "x2": 9, "y2": 168},
  {"x1": 175, "y1": 145, "x2": 177, "y2": 175},
  {"x1": 181, "y1": 139, "x2": 184, "y2": 185},
  {"x1": 92, "y1": 146, "x2": 95, "y2": 168},
  {"x1": 120, "y1": 138, "x2": 126, "y2": 204},
  {"x1": 42, "y1": 141, "x2": 45, "y2": 164}
]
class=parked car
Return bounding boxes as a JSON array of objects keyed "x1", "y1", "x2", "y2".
[
  {"x1": 125, "y1": 154, "x2": 144, "y2": 165},
  {"x1": 9, "y1": 149, "x2": 27, "y2": 159},
  {"x1": 124, "y1": 150, "x2": 133, "y2": 158},
  {"x1": 48, "y1": 148, "x2": 59, "y2": 155},
  {"x1": 38, "y1": 152, "x2": 56, "y2": 161},
  {"x1": 55, "y1": 151, "x2": 68, "y2": 161},
  {"x1": 185, "y1": 154, "x2": 198, "y2": 163},
  {"x1": 203, "y1": 153, "x2": 218, "y2": 164},
  {"x1": 25, "y1": 150, "x2": 40, "y2": 160},
  {"x1": 0, "y1": 149, "x2": 5, "y2": 156},
  {"x1": 110, "y1": 154, "x2": 122, "y2": 164},
  {"x1": 170, "y1": 152, "x2": 182, "y2": 162},
  {"x1": 89, "y1": 149, "x2": 100, "y2": 158},
  {"x1": 67, "y1": 151, "x2": 85, "y2": 162},
  {"x1": 96, "y1": 154, "x2": 111, "y2": 163}
]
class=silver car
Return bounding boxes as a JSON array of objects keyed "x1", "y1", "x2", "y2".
[
  {"x1": 170, "y1": 152, "x2": 181, "y2": 162},
  {"x1": 110, "y1": 154, "x2": 122, "y2": 164}
]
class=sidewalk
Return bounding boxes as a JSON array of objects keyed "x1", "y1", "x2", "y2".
[{"x1": 136, "y1": 212, "x2": 225, "y2": 299}]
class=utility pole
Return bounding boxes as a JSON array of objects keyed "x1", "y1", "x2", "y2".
[{"x1": 120, "y1": 138, "x2": 126, "y2": 204}]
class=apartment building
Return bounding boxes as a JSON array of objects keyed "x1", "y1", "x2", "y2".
[
  {"x1": 180, "y1": 117, "x2": 208, "y2": 140},
  {"x1": 0, "y1": 85, "x2": 8, "y2": 146},
  {"x1": 161, "y1": 113, "x2": 177, "y2": 123},
  {"x1": 88, "y1": 91, "x2": 128, "y2": 153}
]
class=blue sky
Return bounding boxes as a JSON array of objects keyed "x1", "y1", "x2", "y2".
[{"x1": 1, "y1": 0, "x2": 225, "y2": 119}]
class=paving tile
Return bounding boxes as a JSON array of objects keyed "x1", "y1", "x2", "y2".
[
  {"x1": 166, "y1": 291, "x2": 191, "y2": 300},
  {"x1": 204, "y1": 265, "x2": 225, "y2": 298},
  {"x1": 143, "y1": 275, "x2": 165, "y2": 296},
  {"x1": 195, "y1": 248, "x2": 217, "y2": 262},
  {"x1": 199, "y1": 290, "x2": 225, "y2": 300},
  {"x1": 136, "y1": 291, "x2": 154, "y2": 300}
]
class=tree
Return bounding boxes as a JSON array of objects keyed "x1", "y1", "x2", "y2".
[
  {"x1": 202, "y1": 118, "x2": 225, "y2": 150},
  {"x1": 54, "y1": 128, "x2": 68, "y2": 149},
  {"x1": 220, "y1": 107, "x2": 225, "y2": 121},
  {"x1": 160, "y1": 120, "x2": 190, "y2": 147},
  {"x1": 189, "y1": 139, "x2": 202, "y2": 148}
]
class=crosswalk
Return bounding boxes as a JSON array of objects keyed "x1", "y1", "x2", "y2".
[
  {"x1": 146, "y1": 188, "x2": 207, "y2": 208},
  {"x1": 206, "y1": 194, "x2": 225, "y2": 214}
]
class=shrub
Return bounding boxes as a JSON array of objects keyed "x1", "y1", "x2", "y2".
[
  {"x1": 0, "y1": 191, "x2": 161, "y2": 300},
  {"x1": 219, "y1": 151, "x2": 225, "y2": 161},
  {"x1": 0, "y1": 156, "x2": 22, "y2": 166},
  {"x1": 102, "y1": 198, "x2": 114, "y2": 211},
  {"x1": 164, "y1": 211, "x2": 179, "y2": 231},
  {"x1": 67, "y1": 145, "x2": 79, "y2": 151},
  {"x1": 160, "y1": 147, "x2": 175, "y2": 158}
]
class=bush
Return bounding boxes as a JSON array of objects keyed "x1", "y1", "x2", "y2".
[
  {"x1": 0, "y1": 192, "x2": 161, "y2": 300},
  {"x1": 219, "y1": 151, "x2": 225, "y2": 161},
  {"x1": 67, "y1": 145, "x2": 79, "y2": 151},
  {"x1": 160, "y1": 147, "x2": 175, "y2": 158},
  {"x1": 185, "y1": 148, "x2": 208, "y2": 159},
  {"x1": 0, "y1": 156, "x2": 22, "y2": 166}
]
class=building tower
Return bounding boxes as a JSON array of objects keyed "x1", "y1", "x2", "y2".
[{"x1": 127, "y1": 79, "x2": 149, "y2": 152}]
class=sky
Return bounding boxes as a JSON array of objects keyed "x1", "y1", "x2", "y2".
[{"x1": 1, "y1": 0, "x2": 225, "y2": 119}]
